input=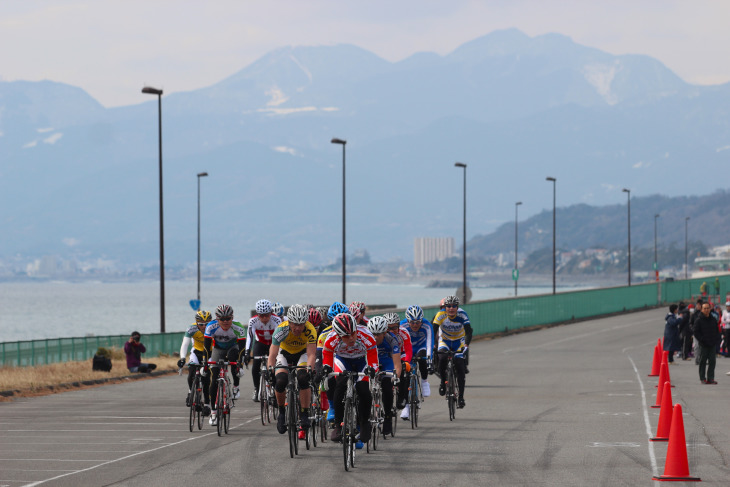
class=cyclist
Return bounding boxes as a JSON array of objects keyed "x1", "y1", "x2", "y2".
[
  {"x1": 272, "y1": 302, "x2": 285, "y2": 320},
  {"x1": 349, "y1": 301, "x2": 369, "y2": 325},
  {"x1": 368, "y1": 315, "x2": 401, "y2": 436},
  {"x1": 433, "y1": 295, "x2": 472, "y2": 409},
  {"x1": 177, "y1": 310, "x2": 213, "y2": 416},
  {"x1": 383, "y1": 312, "x2": 412, "y2": 414},
  {"x1": 204, "y1": 304, "x2": 247, "y2": 426},
  {"x1": 400, "y1": 305, "x2": 434, "y2": 397},
  {"x1": 244, "y1": 299, "x2": 282, "y2": 402},
  {"x1": 267, "y1": 304, "x2": 318, "y2": 435},
  {"x1": 317, "y1": 302, "x2": 349, "y2": 425},
  {"x1": 322, "y1": 313, "x2": 378, "y2": 444}
]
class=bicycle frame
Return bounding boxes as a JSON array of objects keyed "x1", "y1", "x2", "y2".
[
  {"x1": 208, "y1": 360, "x2": 236, "y2": 435},
  {"x1": 274, "y1": 364, "x2": 311, "y2": 458}
]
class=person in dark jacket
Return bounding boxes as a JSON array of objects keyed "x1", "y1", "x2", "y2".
[
  {"x1": 689, "y1": 299, "x2": 704, "y2": 364},
  {"x1": 124, "y1": 331, "x2": 158, "y2": 373},
  {"x1": 663, "y1": 304, "x2": 682, "y2": 363},
  {"x1": 693, "y1": 302, "x2": 721, "y2": 384},
  {"x1": 677, "y1": 302, "x2": 691, "y2": 360}
]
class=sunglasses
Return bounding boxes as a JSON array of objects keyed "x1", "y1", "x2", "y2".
[
  {"x1": 445, "y1": 304, "x2": 458, "y2": 308},
  {"x1": 218, "y1": 317, "x2": 233, "y2": 321},
  {"x1": 259, "y1": 313, "x2": 271, "y2": 318}
]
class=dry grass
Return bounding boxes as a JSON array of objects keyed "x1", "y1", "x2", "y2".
[{"x1": 0, "y1": 347, "x2": 179, "y2": 400}]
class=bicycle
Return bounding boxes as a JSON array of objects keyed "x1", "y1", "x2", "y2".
[
  {"x1": 313, "y1": 375, "x2": 329, "y2": 444},
  {"x1": 390, "y1": 377, "x2": 399, "y2": 438},
  {"x1": 442, "y1": 350, "x2": 460, "y2": 421},
  {"x1": 208, "y1": 360, "x2": 236, "y2": 436},
  {"x1": 253, "y1": 355, "x2": 277, "y2": 426},
  {"x1": 184, "y1": 363, "x2": 206, "y2": 432},
  {"x1": 408, "y1": 359, "x2": 423, "y2": 429},
  {"x1": 370, "y1": 371, "x2": 396, "y2": 449},
  {"x1": 274, "y1": 364, "x2": 311, "y2": 458},
  {"x1": 329, "y1": 370, "x2": 368, "y2": 471}
]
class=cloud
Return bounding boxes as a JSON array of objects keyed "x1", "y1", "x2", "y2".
[
  {"x1": 62, "y1": 237, "x2": 80, "y2": 247},
  {"x1": 43, "y1": 133, "x2": 63, "y2": 144}
]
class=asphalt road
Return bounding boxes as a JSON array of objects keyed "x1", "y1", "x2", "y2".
[{"x1": 1, "y1": 308, "x2": 729, "y2": 486}]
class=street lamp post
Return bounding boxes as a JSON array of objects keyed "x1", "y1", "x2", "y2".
[
  {"x1": 331, "y1": 138, "x2": 347, "y2": 304},
  {"x1": 654, "y1": 213, "x2": 660, "y2": 282},
  {"x1": 197, "y1": 172, "x2": 208, "y2": 308},
  {"x1": 622, "y1": 188, "x2": 631, "y2": 287},
  {"x1": 142, "y1": 86, "x2": 165, "y2": 333},
  {"x1": 455, "y1": 163, "x2": 467, "y2": 304},
  {"x1": 546, "y1": 177, "x2": 556, "y2": 294},
  {"x1": 685, "y1": 217, "x2": 690, "y2": 279},
  {"x1": 514, "y1": 201, "x2": 522, "y2": 296}
]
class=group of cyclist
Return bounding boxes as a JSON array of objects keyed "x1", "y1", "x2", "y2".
[{"x1": 177, "y1": 295, "x2": 473, "y2": 442}]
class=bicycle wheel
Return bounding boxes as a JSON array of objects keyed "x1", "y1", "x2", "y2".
[
  {"x1": 196, "y1": 386, "x2": 203, "y2": 430},
  {"x1": 270, "y1": 385, "x2": 279, "y2": 421},
  {"x1": 259, "y1": 380, "x2": 268, "y2": 426},
  {"x1": 224, "y1": 393, "x2": 231, "y2": 434},
  {"x1": 447, "y1": 365, "x2": 456, "y2": 421},
  {"x1": 287, "y1": 385, "x2": 296, "y2": 458},
  {"x1": 310, "y1": 398, "x2": 318, "y2": 448},
  {"x1": 371, "y1": 388, "x2": 380, "y2": 451},
  {"x1": 343, "y1": 397, "x2": 352, "y2": 471},
  {"x1": 216, "y1": 382, "x2": 224, "y2": 436},
  {"x1": 410, "y1": 374, "x2": 419, "y2": 429},
  {"x1": 391, "y1": 385, "x2": 398, "y2": 437},
  {"x1": 189, "y1": 391, "x2": 196, "y2": 433}
]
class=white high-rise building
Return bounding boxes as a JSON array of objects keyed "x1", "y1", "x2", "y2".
[{"x1": 414, "y1": 237, "x2": 454, "y2": 268}]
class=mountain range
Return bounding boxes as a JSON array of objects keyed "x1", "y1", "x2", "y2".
[{"x1": 1, "y1": 28, "x2": 729, "y2": 268}]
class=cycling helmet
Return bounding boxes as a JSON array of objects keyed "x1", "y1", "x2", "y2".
[
  {"x1": 272, "y1": 302, "x2": 284, "y2": 316},
  {"x1": 332, "y1": 313, "x2": 357, "y2": 336},
  {"x1": 383, "y1": 312, "x2": 400, "y2": 326},
  {"x1": 405, "y1": 305, "x2": 424, "y2": 322},
  {"x1": 348, "y1": 303, "x2": 363, "y2": 323},
  {"x1": 308, "y1": 307, "x2": 323, "y2": 327},
  {"x1": 350, "y1": 301, "x2": 366, "y2": 315},
  {"x1": 367, "y1": 315, "x2": 388, "y2": 335},
  {"x1": 317, "y1": 306, "x2": 330, "y2": 322},
  {"x1": 195, "y1": 310, "x2": 212, "y2": 324},
  {"x1": 255, "y1": 299, "x2": 272, "y2": 315},
  {"x1": 287, "y1": 304, "x2": 308, "y2": 324},
  {"x1": 327, "y1": 301, "x2": 349, "y2": 320},
  {"x1": 443, "y1": 295, "x2": 459, "y2": 307},
  {"x1": 215, "y1": 304, "x2": 234, "y2": 319}
]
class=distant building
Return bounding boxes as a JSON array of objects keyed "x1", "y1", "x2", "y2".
[{"x1": 414, "y1": 237, "x2": 454, "y2": 268}]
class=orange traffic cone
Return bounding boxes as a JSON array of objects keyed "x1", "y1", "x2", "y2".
[
  {"x1": 650, "y1": 382, "x2": 672, "y2": 441},
  {"x1": 655, "y1": 359, "x2": 675, "y2": 388},
  {"x1": 648, "y1": 345, "x2": 661, "y2": 376},
  {"x1": 652, "y1": 404, "x2": 701, "y2": 481},
  {"x1": 652, "y1": 363, "x2": 668, "y2": 408}
]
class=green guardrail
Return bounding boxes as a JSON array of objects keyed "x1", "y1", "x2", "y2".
[
  {"x1": 2, "y1": 275, "x2": 728, "y2": 367},
  {"x1": 1, "y1": 332, "x2": 184, "y2": 367}
]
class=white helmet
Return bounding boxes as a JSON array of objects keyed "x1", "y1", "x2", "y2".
[
  {"x1": 367, "y1": 315, "x2": 388, "y2": 335},
  {"x1": 287, "y1": 304, "x2": 308, "y2": 324}
]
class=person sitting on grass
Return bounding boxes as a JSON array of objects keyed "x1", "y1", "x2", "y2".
[{"x1": 124, "y1": 331, "x2": 158, "y2": 373}]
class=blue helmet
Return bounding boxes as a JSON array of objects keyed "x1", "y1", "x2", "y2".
[
  {"x1": 405, "y1": 305, "x2": 423, "y2": 322},
  {"x1": 272, "y1": 302, "x2": 284, "y2": 316},
  {"x1": 327, "y1": 301, "x2": 349, "y2": 320}
]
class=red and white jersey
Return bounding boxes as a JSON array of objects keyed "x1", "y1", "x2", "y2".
[
  {"x1": 322, "y1": 325, "x2": 378, "y2": 368},
  {"x1": 245, "y1": 314, "x2": 283, "y2": 352},
  {"x1": 391, "y1": 326, "x2": 413, "y2": 363}
]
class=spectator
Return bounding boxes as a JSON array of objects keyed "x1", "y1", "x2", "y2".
[
  {"x1": 693, "y1": 302, "x2": 721, "y2": 384},
  {"x1": 677, "y1": 302, "x2": 691, "y2": 360},
  {"x1": 124, "y1": 331, "x2": 158, "y2": 373},
  {"x1": 689, "y1": 298, "x2": 704, "y2": 364},
  {"x1": 722, "y1": 301, "x2": 730, "y2": 358},
  {"x1": 663, "y1": 304, "x2": 682, "y2": 364}
]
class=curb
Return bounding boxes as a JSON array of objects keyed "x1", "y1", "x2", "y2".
[{"x1": 0, "y1": 368, "x2": 178, "y2": 399}]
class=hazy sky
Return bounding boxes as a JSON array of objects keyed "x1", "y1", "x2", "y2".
[{"x1": 1, "y1": 0, "x2": 727, "y2": 108}]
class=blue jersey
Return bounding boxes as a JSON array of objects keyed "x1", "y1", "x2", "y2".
[
  {"x1": 400, "y1": 318, "x2": 434, "y2": 359},
  {"x1": 376, "y1": 332, "x2": 401, "y2": 372}
]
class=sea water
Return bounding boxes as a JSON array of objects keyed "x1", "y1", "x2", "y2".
[{"x1": 0, "y1": 280, "x2": 566, "y2": 342}]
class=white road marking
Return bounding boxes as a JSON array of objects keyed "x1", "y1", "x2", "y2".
[
  {"x1": 607, "y1": 393, "x2": 634, "y2": 396},
  {"x1": 21, "y1": 422, "x2": 250, "y2": 487},
  {"x1": 626, "y1": 354, "x2": 658, "y2": 477},
  {"x1": 589, "y1": 442, "x2": 641, "y2": 447},
  {"x1": 598, "y1": 412, "x2": 633, "y2": 416}
]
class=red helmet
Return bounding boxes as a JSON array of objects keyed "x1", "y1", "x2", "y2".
[
  {"x1": 332, "y1": 313, "x2": 357, "y2": 336},
  {"x1": 308, "y1": 307, "x2": 323, "y2": 327},
  {"x1": 348, "y1": 303, "x2": 363, "y2": 323}
]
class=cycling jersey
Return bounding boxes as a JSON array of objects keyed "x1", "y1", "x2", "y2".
[
  {"x1": 433, "y1": 308, "x2": 470, "y2": 342},
  {"x1": 400, "y1": 318, "x2": 434, "y2": 359},
  {"x1": 204, "y1": 320, "x2": 246, "y2": 350},
  {"x1": 179, "y1": 323, "x2": 206, "y2": 361},
  {"x1": 376, "y1": 332, "x2": 401, "y2": 371},
  {"x1": 321, "y1": 326, "x2": 378, "y2": 368},
  {"x1": 317, "y1": 325, "x2": 333, "y2": 351},
  {"x1": 390, "y1": 326, "x2": 413, "y2": 363},
  {"x1": 272, "y1": 321, "x2": 317, "y2": 355},
  {"x1": 245, "y1": 314, "x2": 283, "y2": 353}
]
